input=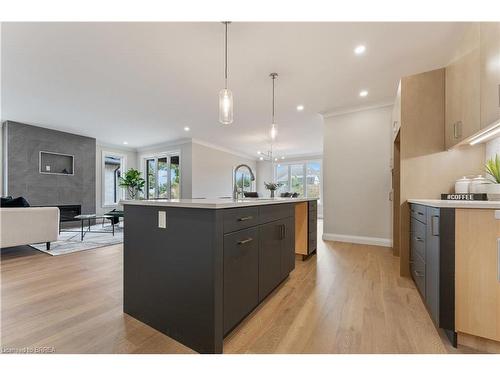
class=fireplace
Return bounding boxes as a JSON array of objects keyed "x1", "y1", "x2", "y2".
[{"x1": 57, "y1": 205, "x2": 82, "y2": 222}]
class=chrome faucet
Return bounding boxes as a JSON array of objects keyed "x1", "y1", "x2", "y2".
[{"x1": 233, "y1": 164, "x2": 256, "y2": 200}]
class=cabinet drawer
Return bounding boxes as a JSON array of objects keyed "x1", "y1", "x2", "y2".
[
  {"x1": 411, "y1": 253, "x2": 426, "y2": 298},
  {"x1": 259, "y1": 203, "x2": 293, "y2": 224},
  {"x1": 411, "y1": 218, "x2": 426, "y2": 262},
  {"x1": 410, "y1": 204, "x2": 427, "y2": 223},
  {"x1": 223, "y1": 207, "x2": 259, "y2": 233},
  {"x1": 223, "y1": 227, "x2": 259, "y2": 334}
]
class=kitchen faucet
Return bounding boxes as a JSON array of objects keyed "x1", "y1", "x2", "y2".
[{"x1": 233, "y1": 164, "x2": 256, "y2": 200}]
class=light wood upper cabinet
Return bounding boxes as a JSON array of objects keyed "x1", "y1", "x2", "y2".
[
  {"x1": 455, "y1": 209, "x2": 500, "y2": 342},
  {"x1": 480, "y1": 22, "x2": 500, "y2": 129},
  {"x1": 445, "y1": 27, "x2": 481, "y2": 149}
]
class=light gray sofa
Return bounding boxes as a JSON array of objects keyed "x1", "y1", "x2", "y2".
[{"x1": 0, "y1": 207, "x2": 60, "y2": 249}]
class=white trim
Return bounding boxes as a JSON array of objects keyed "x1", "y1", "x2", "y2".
[
  {"x1": 322, "y1": 232, "x2": 392, "y2": 247},
  {"x1": 135, "y1": 138, "x2": 192, "y2": 153},
  {"x1": 101, "y1": 151, "x2": 127, "y2": 207},
  {"x1": 321, "y1": 100, "x2": 393, "y2": 119},
  {"x1": 191, "y1": 138, "x2": 256, "y2": 160},
  {"x1": 2, "y1": 122, "x2": 8, "y2": 195}
]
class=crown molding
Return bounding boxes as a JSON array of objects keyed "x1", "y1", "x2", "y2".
[
  {"x1": 191, "y1": 138, "x2": 257, "y2": 160},
  {"x1": 321, "y1": 100, "x2": 394, "y2": 119},
  {"x1": 135, "y1": 138, "x2": 192, "y2": 153}
]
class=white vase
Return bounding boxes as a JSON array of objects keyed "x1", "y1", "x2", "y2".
[{"x1": 486, "y1": 184, "x2": 500, "y2": 201}]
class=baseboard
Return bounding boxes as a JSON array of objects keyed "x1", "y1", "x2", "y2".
[{"x1": 322, "y1": 233, "x2": 392, "y2": 247}]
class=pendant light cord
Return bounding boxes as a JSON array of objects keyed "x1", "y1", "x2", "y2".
[
  {"x1": 224, "y1": 22, "x2": 228, "y2": 89},
  {"x1": 272, "y1": 75, "x2": 275, "y2": 124}
]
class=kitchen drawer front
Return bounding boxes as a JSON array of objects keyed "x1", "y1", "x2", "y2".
[
  {"x1": 411, "y1": 253, "x2": 426, "y2": 298},
  {"x1": 411, "y1": 218, "x2": 426, "y2": 262},
  {"x1": 223, "y1": 227, "x2": 259, "y2": 334},
  {"x1": 223, "y1": 207, "x2": 259, "y2": 233},
  {"x1": 308, "y1": 200, "x2": 317, "y2": 212},
  {"x1": 410, "y1": 204, "x2": 427, "y2": 223},
  {"x1": 259, "y1": 203, "x2": 293, "y2": 224}
]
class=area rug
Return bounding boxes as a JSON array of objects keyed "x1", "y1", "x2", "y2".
[{"x1": 30, "y1": 223, "x2": 123, "y2": 256}]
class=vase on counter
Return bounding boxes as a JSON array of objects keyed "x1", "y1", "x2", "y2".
[
  {"x1": 270, "y1": 190, "x2": 275, "y2": 198},
  {"x1": 486, "y1": 183, "x2": 500, "y2": 201}
]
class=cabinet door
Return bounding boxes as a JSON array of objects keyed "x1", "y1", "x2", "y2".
[
  {"x1": 281, "y1": 217, "x2": 295, "y2": 279},
  {"x1": 223, "y1": 227, "x2": 259, "y2": 334},
  {"x1": 456, "y1": 209, "x2": 500, "y2": 342},
  {"x1": 480, "y1": 22, "x2": 500, "y2": 129},
  {"x1": 259, "y1": 219, "x2": 286, "y2": 301},
  {"x1": 445, "y1": 47, "x2": 481, "y2": 148},
  {"x1": 425, "y1": 208, "x2": 440, "y2": 326}
]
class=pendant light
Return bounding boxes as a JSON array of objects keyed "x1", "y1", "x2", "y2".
[
  {"x1": 219, "y1": 21, "x2": 233, "y2": 125},
  {"x1": 270, "y1": 73, "x2": 278, "y2": 140}
]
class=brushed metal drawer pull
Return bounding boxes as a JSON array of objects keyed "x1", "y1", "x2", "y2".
[
  {"x1": 237, "y1": 238, "x2": 253, "y2": 245},
  {"x1": 238, "y1": 216, "x2": 253, "y2": 221},
  {"x1": 417, "y1": 212, "x2": 424, "y2": 216},
  {"x1": 415, "y1": 236, "x2": 424, "y2": 242},
  {"x1": 414, "y1": 270, "x2": 424, "y2": 277}
]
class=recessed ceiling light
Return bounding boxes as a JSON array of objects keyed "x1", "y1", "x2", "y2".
[
  {"x1": 354, "y1": 45, "x2": 366, "y2": 55},
  {"x1": 296, "y1": 105, "x2": 304, "y2": 111},
  {"x1": 259, "y1": 156, "x2": 264, "y2": 161},
  {"x1": 184, "y1": 126, "x2": 190, "y2": 131},
  {"x1": 359, "y1": 90, "x2": 368, "y2": 97},
  {"x1": 281, "y1": 156, "x2": 285, "y2": 160},
  {"x1": 257, "y1": 151, "x2": 261, "y2": 154},
  {"x1": 123, "y1": 141, "x2": 128, "y2": 145}
]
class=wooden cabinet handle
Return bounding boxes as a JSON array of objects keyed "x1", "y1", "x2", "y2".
[
  {"x1": 237, "y1": 238, "x2": 253, "y2": 245},
  {"x1": 238, "y1": 216, "x2": 253, "y2": 221}
]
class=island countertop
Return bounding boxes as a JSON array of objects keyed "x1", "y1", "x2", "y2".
[
  {"x1": 408, "y1": 198, "x2": 500, "y2": 209},
  {"x1": 120, "y1": 197, "x2": 318, "y2": 209}
]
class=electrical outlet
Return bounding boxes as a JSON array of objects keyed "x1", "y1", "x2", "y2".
[
  {"x1": 158, "y1": 211, "x2": 167, "y2": 228},
  {"x1": 45, "y1": 165, "x2": 51, "y2": 171}
]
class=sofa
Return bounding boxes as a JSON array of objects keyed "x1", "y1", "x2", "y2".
[{"x1": 0, "y1": 207, "x2": 60, "y2": 249}]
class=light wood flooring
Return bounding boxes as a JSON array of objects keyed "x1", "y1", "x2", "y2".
[{"x1": 1, "y1": 222, "x2": 473, "y2": 354}]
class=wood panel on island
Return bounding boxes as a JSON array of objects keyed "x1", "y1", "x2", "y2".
[{"x1": 122, "y1": 198, "x2": 318, "y2": 353}]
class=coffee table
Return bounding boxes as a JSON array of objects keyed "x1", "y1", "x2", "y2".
[{"x1": 73, "y1": 214, "x2": 116, "y2": 241}]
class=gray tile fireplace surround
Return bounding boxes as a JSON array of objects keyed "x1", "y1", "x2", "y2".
[{"x1": 2, "y1": 121, "x2": 96, "y2": 214}]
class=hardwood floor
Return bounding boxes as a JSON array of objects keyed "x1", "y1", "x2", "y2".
[{"x1": 1, "y1": 221, "x2": 469, "y2": 354}]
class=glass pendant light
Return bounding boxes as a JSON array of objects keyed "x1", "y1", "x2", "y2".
[
  {"x1": 219, "y1": 22, "x2": 233, "y2": 125},
  {"x1": 270, "y1": 73, "x2": 278, "y2": 140}
]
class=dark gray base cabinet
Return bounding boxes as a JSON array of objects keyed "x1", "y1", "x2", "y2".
[
  {"x1": 124, "y1": 202, "x2": 297, "y2": 354},
  {"x1": 409, "y1": 204, "x2": 456, "y2": 346}
]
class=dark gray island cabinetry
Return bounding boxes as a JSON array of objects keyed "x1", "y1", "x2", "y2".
[{"x1": 122, "y1": 198, "x2": 316, "y2": 353}]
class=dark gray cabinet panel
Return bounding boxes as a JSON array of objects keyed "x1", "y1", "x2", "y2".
[
  {"x1": 223, "y1": 207, "x2": 259, "y2": 233},
  {"x1": 259, "y1": 219, "x2": 285, "y2": 301},
  {"x1": 411, "y1": 252, "x2": 426, "y2": 298},
  {"x1": 281, "y1": 217, "x2": 295, "y2": 279},
  {"x1": 410, "y1": 204, "x2": 427, "y2": 223},
  {"x1": 223, "y1": 227, "x2": 259, "y2": 334},
  {"x1": 410, "y1": 218, "x2": 426, "y2": 261},
  {"x1": 259, "y1": 203, "x2": 293, "y2": 224},
  {"x1": 425, "y1": 207, "x2": 440, "y2": 326}
]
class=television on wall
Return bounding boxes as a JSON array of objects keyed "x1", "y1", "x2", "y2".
[{"x1": 39, "y1": 151, "x2": 74, "y2": 175}]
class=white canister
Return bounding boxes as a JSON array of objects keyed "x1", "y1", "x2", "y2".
[
  {"x1": 455, "y1": 176, "x2": 471, "y2": 194},
  {"x1": 469, "y1": 175, "x2": 491, "y2": 194}
]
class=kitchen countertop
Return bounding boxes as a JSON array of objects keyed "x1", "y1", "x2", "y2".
[
  {"x1": 120, "y1": 197, "x2": 318, "y2": 209},
  {"x1": 408, "y1": 199, "x2": 500, "y2": 209}
]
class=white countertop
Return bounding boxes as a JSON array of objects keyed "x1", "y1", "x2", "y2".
[
  {"x1": 120, "y1": 197, "x2": 318, "y2": 209},
  {"x1": 408, "y1": 199, "x2": 500, "y2": 209}
]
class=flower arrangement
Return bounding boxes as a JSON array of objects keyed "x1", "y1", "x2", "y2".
[{"x1": 264, "y1": 182, "x2": 283, "y2": 198}]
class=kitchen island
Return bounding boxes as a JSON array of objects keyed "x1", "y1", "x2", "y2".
[{"x1": 121, "y1": 197, "x2": 318, "y2": 353}]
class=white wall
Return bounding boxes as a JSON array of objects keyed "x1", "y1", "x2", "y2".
[
  {"x1": 486, "y1": 136, "x2": 500, "y2": 162},
  {"x1": 256, "y1": 160, "x2": 273, "y2": 197},
  {"x1": 323, "y1": 105, "x2": 392, "y2": 246},
  {"x1": 191, "y1": 141, "x2": 257, "y2": 199},
  {"x1": 96, "y1": 143, "x2": 138, "y2": 215}
]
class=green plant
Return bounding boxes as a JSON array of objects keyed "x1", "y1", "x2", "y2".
[
  {"x1": 485, "y1": 155, "x2": 500, "y2": 183},
  {"x1": 264, "y1": 182, "x2": 283, "y2": 191},
  {"x1": 119, "y1": 168, "x2": 146, "y2": 199}
]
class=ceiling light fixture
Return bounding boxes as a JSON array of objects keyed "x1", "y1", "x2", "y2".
[
  {"x1": 184, "y1": 126, "x2": 190, "y2": 132},
  {"x1": 219, "y1": 21, "x2": 233, "y2": 125},
  {"x1": 123, "y1": 141, "x2": 128, "y2": 145},
  {"x1": 359, "y1": 90, "x2": 368, "y2": 97},
  {"x1": 270, "y1": 73, "x2": 278, "y2": 140},
  {"x1": 354, "y1": 45, "x2": 366, "y2": 55},
  {"x1": 296, "y1": 105, "x2": 304, "y2": 111}
]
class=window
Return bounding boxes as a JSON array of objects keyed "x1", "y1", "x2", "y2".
[
  {"x1": 274, "y1": 160, "x2": 322, "y2": 201},
  {"x1": 144, "y1": 154, "x2": 180, "y2": 199},
  {"x1": 102, "y1": 152, "x2": 125, "y2": 206},
  {"x1": 234, "y1": 167, "x2": 256, "y2": 194}
]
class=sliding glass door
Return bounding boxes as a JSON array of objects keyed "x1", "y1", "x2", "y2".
[
  {"x1": 145, "y1": 154, "x2": 180, "y2": 199},
  {"x1": 274, "y1": 160, "x2": 322, "y2": 201}
]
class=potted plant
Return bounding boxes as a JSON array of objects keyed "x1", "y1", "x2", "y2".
[
  {"x1": 119, "y1": 168, "x2": 146, "y2": 199},
  {"x1": 485, "y1": 154, "x2": 500, "y2": 200},
  {"x1": 264, "y1": 182, "x2": 282, "y2": 198}
]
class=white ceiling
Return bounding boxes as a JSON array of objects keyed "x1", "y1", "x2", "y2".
[{"x1": 1, "y1": 22, "x2": 466, "y2": 158}]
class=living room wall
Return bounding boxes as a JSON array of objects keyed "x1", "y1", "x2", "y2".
[{"x1": 3, "y1": 121, "x2": 96, "y2": 214}]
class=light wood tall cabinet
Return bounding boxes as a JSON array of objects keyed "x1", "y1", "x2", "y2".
[
  {"x1": 455, "y1": 209, "x2": 500, "y2": 343},
  {"x1": 445, "y1": 24, "x2": 481, "y2": 149},
  {"x1": 480, "y1": 22, "x2": 500, "y2": 129}
]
